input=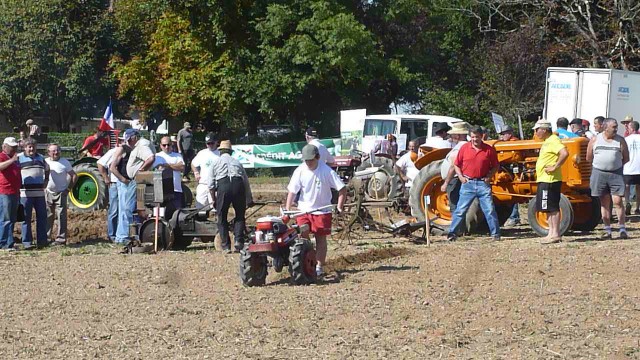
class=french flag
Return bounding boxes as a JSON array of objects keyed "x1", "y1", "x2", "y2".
[{"x1": 98, "y1": 100, "x2": 115, "y2": 131}]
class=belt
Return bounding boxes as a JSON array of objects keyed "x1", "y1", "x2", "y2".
[{"x1": 463, "y1": 175, "x2": 488, "y2": 181}]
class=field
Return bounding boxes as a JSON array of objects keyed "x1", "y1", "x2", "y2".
[{"x1": 1, "y1": 190, "x2": 640, "y2": 359}]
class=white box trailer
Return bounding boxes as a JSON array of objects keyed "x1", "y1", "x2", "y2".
[{"x1": 544, "y1": 67, "x2": 640, "y2": 135}]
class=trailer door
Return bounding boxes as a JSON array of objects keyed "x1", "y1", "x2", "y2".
[
  {"x1": 577, "y1": 71, "x2": 610, "y2": 122},
  {"x1": 544, "y1": 69, "x2": 579, "y2": 130}
]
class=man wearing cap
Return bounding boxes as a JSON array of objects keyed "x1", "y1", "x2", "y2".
[
  {"x1": 19, "y1": 138, "x2": 50, "y2": 249},
  {"x1": 25, "y1": 119, "x2": 41, "y2": 137},
  {"x1": 533, "y1": 120, "x2": 569, "y2": 244},
  {"x1": 498, "y1": 125, "x2": 518, "y2": 142},
  {"x1": 623, "y1": 121, "x2": 640, "y2": 215},
  {"x1": 45, "y1": 143, "x2": 76, "y2": 246},
  {"x1": 110, "y1": 129, "x2": 143, "y2": 244},
  {"x1": 447, "y1": 126, "x2": 500, "y2": 241},
  {"x1": 155, "y1": 136, "x2": 185, "y2": 209},
  {"x1": 305, "y1": 127, "x2": 334, "y2": 164},
  {"x1": 587, "y1": 117, "x2": 630, "y2": 239},
  {"x1": 395, "y1": 141, "x2": 419, "y2": 189},
  {"x1": 0, "y1": 137, "x2": 21, "y2": 250},
  {"x1": 569, "y1": 118, "x2": 585, "y2": 137},
  {"x1": 622, "y1": 115, "x2": 637, "y2": 137},
  {"x1": 440, "y1": 122, "x2": 469, "y2": 219},
  {"x1": 207, "y1": 140, "x2": 253, "y2": 252},
  {"x1": 191, "y1": 132, "x2": 220, "y2": 208},
  {"x1": 286, "y1": 144, "x2": 346, "y2": 277},
  {"x1": 556, "y1": 117, "x2": 577, "y2": 139},
  {"x1": 97, "y1": 147, "x2": 119, "y2": 242},
  {"x1": 177, "y1": 122, "x2": 195, "y2": 180},
  {"x1": 422, "y1": 123, "x2": 453, "y2": 149}
]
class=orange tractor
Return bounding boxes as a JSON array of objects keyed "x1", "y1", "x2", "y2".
[{"x1": 409, "y1": 137, "x2": 600, "y2": 236}]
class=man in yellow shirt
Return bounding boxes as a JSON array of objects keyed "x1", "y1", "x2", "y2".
[{"x1": 534, "y1": 120, "x2": 569, "y2": 244}]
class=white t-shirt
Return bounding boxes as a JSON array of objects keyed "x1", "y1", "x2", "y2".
[
  {"x1": 422, "y1": 136, "x2": 453, "y2": 149},
  {"x1": 45, "y1": 158, "x2": 73, "y2": 192},
  {"x1": 395, "y1": 152, "x2": 419, "y2": 187},
  {"x1": 624, "y1": 134, "x2": 640, "y2": 175},
  {"x1": 309, "y1": 138, "x2": 334, "y2": 164},
  {"x1": 192, "y1": 148, "x2": 220, "y2": 186},
  {"x1": 155, "y1": 151, "x2": 184, "y2": 192},
  {"x1": 126, "y1": 138, "x2": 155, "y2": 179},
  {"x1": 97, "y1": 148, "x2": 118, "y2": 183},
  {"x1": 440, "y1": 141, "x2": 468, "y2": 179},
  {"x1": 287, "y1": 162, "x2": 345, "y2": 214}
]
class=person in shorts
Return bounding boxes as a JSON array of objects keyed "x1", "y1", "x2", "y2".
[
  {"x1": 587, "y1": 118, "x2": 630, "y2": 239},
  {"x1": 623, "y1": 121, "x2": 640, "y2": 214},
  {"x1": 286, "y1": 144, "x2": 346, "y2": 277},
  {"x1": 533, "y1": 120, "x2": 569, "y2": 244}
]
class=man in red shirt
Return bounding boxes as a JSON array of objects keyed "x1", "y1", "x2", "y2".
[
  {"x1": 447, "y1": 126, "x2": 501, "y2": 241},
  {"x1": 80, "y1": 129, "x2": 110, "y2": 158},
  {"x1": 0, "y1": 137, "x2": 22, "y2": 250}
]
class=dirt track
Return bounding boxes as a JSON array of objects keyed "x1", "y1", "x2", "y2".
[{"x1": 2, "y1": 207, "x2": 640, "y2": 359}]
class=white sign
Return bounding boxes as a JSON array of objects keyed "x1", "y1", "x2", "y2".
[{"x1": 491, "y1": 112, "x2": 505, "y2": 133}]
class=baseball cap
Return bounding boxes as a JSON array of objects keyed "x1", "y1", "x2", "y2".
[
  {"x1": 569, "y1": 118, "x2": 583, "y2": 125},
  {"x1": 301, "y1": 144, "x2": 319, "y2": 160},
  {"x1": 533, "y1": 119, "x2": 552, "y2": 130},
  {"x1": 3, "y1": 137, "x2": 18, "y2": 147},
  {"x1": 499, "y1": 125, "x2": 514, "y2": 134},
  {"x1": 305, "y1": 127, "x2": 318, "y2": 137},
  {"x1": 205, "y1": 132, "x2": 218, "y2": 143},
  {"x1": 123, "y1": 128, "x2": 140, "y2": 141},
  {"x1": 582, "y1": 119, "x2": 590, "y2": 127}
]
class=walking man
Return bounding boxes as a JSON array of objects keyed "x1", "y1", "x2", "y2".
[
  {"x1": 19, "y1": 138, "x2": 49, "y2": 249},
  {"x1": 587, "y1": 118, "x2": 630, "y2": 239},
  {"x1": 177, "y1": 122, "x2": 195, "y2": 180},
  {"x1": 286, "y1": 144, "x2": 346, "y2": 276},
  {"x1": 155, "y1": 136, "x2": 185, "y2": 209},
  {"x1": 532, "y1": 120, "x2": 569, "y2": 244},
  {"x1": 191, "y1": 132, "x2": 220, "y2": 209},
  {"x1": 623, "y1": 121, "x2": 640, "y2": 215},
  {"x1": 208, "y1": 140, "x2": 253, "y2": 252},
  {"x1": 97, "y1": 148, "x2": 118, "y2": 242},
  {"x1": 0, "y1": 137, "x2": 21, "y2": 250},
  {"x1": 45, "y1": 144, "x2": 76, "y2": 245},
  {"x1": 447, "y1": 126, "x2": 500, "y2": 241}
]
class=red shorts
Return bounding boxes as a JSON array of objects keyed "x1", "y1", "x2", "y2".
[{"x1": 296, "y1": 213, "x2": 332, "y2": 236}]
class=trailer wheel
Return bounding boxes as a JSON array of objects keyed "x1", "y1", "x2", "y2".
[
  {"x1": 139, "y1": 219, "x2": 173, "y2": 250},
  {"x1": 571, "y1": 196, "x2": 601, "y2": 232},
  {"x1": 239, "y1": 244, "x2": 267, "y2": 287},
  {"x1": 527, "y1": 194, "x2": 574, "y2": 237},
  {"x1": 288, "y1": 239, "x2": 317, "y2": 285},
  {"x1": 69, "y1": 163, "x2": 108, "y2": 212}
]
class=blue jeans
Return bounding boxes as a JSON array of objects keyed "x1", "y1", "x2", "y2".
[
  {"x1": 448, "y1": 180, "x2": 500, "y2": 237},
  {"x1": 509, "y1": 204, "x2": 520, "y2": 221},
  {"x1": 115, "y1": 180, "x2": 137, "y2": 243},
  {"x1": 21, "y1": 196, "x2": 48, "y2": 247},
  {"x1": 0, "y1": 194, "x2": 19, "y2": 249},
  {"x1": 107, "y1": 183, "x2": 119, "y2": 241}
]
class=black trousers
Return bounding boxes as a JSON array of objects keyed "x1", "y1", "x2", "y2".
[
  {"x1": 216, "y1": 177, "x2": 246, "y2": 250},
  {"x1": 182, "y1": 149, "x2": 195, "y2": 177}
]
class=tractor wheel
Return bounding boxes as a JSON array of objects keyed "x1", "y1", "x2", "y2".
[
  {"x1": 69, "y1": 163, "x2": 108, "y2": 212},
  {"x1": 409, "y1": 160, "x2": 483, "y2": 235},
  {"x1": 527, "y1": 194, "x2": 574, "y2": 237},
  {"x1": 181, "y1": 183, "x2": 193, "y2": 207},
  {"x1": 358, "y1": 157, "x2": 399, "y2": 200},
  {"x1": 288, "y1": 239, "x2": 317, "y2": 285},
  {"x1": 571, "y1": 196, "x2": 602, "y2": 232},
  {"x1": 139, "y1": 219, "x2": 173, "y2": 250},
  {"x1": 239, "y1": 244, "x2": 267, "y2": 287}
]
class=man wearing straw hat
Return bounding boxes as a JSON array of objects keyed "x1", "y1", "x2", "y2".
[
  {"x1": 207, "y1": 140, "x2": 253, "y2": 253},
  {"x1": 440, "y1": 122, "x2": 469, "y2": 218}
]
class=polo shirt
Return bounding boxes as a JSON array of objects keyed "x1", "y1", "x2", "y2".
[
  {"x1": 454, "y1": 142, "x2": 498, "y2": 179},
  {"x1": 0, "y1": 152, "x2": 21, "y2": 195},
  {"x1": 82, "y1": 135, "x2": 110, "y2": 157}
]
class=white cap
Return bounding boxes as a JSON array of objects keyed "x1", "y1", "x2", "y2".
[
  {"x1": 3, "y1": 137, "x2": 18, "y2": 147},
  {"x1": 533, "y1": 119, "x2": 552, "y2": 130}
]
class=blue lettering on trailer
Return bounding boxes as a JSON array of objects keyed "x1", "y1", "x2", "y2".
[
  {"x1": 619, "y1": 87, "x2": 630, "y2": 93},
  {"x1": 551, "y1": 83, "x2": 572, "y2": 89}
]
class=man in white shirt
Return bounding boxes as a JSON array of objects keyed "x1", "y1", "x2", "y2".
[
  {"x1": 97, "y1": 147, "x2": 118, "y2": 242},
  {"x1": 45, "y1": 144, "x2": 76, "y2": 245},
  {"x1": 439, "y1": 122, "x2": 470, "y2": 217},
  {"x1": 624, "y1": 121, "x2": 640, "y2": 215},
  {"x1": 191, "y1": 132, "x2": 220, "y2": 208},
  {"x1": 305, "y1": 127, "x2": 334, "y2": 164},
  {"x1": 155, "y1": 136, "x2": 185, "y2": 208},
  {"x1": 421, "y1": 122, "x2": 453, "y2": 150},
  {"x1": 286, "y1": 144, "x2": 346, "y2": 277},
  {"x1": 395, "y1": 141, "x2": 419, "y2": 188}
]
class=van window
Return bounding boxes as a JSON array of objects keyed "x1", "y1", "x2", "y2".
[
  {"x1": 412, "y1": 121, "x2": 429, "y2": 137},
  {"x1": 364, "y1": 119, "x2": 396, "y2": 136}
]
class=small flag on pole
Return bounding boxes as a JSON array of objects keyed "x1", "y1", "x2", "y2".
[{"x1": 98, "y1": 100, "x2": 114, "y2": 131}]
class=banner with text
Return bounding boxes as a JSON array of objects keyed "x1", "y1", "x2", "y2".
[{"x1": 232, "y1": 139, "x2": 338, "y2": 168}]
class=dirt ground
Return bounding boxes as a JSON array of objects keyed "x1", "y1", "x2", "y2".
[{"x1": 2, "y1": 202, "x2": 640, "y2": 359}]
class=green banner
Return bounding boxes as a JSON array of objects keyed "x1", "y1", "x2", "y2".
[{"x1": 232, "y1": 139, "x2": 338, "y2": 168}]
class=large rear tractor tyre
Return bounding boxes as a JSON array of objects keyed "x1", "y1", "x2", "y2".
[
  {"x1": 527, "y1": 194, "x2": 574, "y2": 237},
  {"x1": 409, "y1": 160, "x2": 484, "y2": 235},
  {"x1": 288, "y1": 239, "x2": 317, "y2": 285},
  {"x1": 239, "y1": 244, "x2": 268, "y2": 287},
  {"x1": 571, "y1": 196, "x2": 601, "y2": 232},
  {"x1": 181, "y1": 183, "x2": 193, "y2": 207},
  {"x1": 69, "y1": 163, "x2": 108, "y2": 212}
]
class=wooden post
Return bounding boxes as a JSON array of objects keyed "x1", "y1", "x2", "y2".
[
  {"x1": 154, "y1": 204, "x2": 160, "y2": 253},
  {"x1": 424, "y1": 195, "x2": 430, "y2": 246}
]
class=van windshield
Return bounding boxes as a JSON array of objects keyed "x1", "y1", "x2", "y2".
[{"x1": 364, "y1": 119, "x2": 396, "y2": 136}]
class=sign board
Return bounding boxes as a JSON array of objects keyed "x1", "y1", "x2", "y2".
[
  {"x1": 231, "y1": 139, "x2": 337, "y2": 169},
  {"x1": 339, "y1": 109, "x2": 366, "y2": 155},
  {"x1": 491, "y1": 113, "x2": 505, "y2": 134}
]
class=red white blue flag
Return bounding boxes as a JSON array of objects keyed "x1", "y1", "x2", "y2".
[{"x1": 98, "y1": 100, "x2": 114, "y2": 131}]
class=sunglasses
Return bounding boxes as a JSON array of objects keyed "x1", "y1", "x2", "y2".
[{"x1": 160, "y1": 143, "x2": 170, "y2": 147}]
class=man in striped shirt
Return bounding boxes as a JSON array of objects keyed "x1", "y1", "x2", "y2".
[{"x1": 19, "y1": 138, "x2": 49, "y2": 249}]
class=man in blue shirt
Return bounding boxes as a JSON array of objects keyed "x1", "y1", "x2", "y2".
[{"x1": 556, "y1": 117, "x2": 578, "y2": 139}]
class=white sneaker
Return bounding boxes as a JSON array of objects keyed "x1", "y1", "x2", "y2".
[{"x1": 315, "y1": 265, "x2": 324, "y2": 277}]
